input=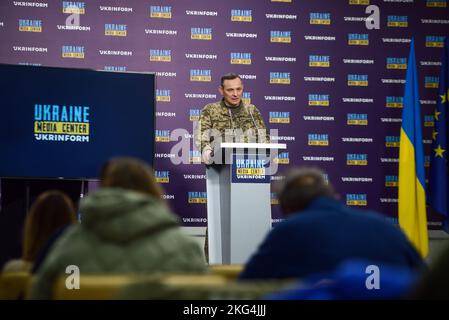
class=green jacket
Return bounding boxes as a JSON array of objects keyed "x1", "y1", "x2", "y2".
[
  {"x1": 194, "y1": 100, "x2": 269, "y2": 154},
  {"x1": 29, "y1": 188, "x2": 207, "y2": 299}
]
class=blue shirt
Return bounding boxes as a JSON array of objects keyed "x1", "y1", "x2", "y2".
[{"x1": 240, "y1": 197, "x2": 425, "y2": 280}]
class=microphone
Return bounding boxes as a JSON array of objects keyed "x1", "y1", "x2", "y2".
[
  {"x1": 228, "y1": 108, "x2": 235, "y2": 130},
  {"x1": 246, "y1": 105, "x2": 268, "y2": 143},
  {"x1": 246, "y1": 105, "x2": 259, "y2": 130}
]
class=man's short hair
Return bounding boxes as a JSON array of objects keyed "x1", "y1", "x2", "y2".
[
  {"x1": 277, "y1": 167, "x2": 336, "y2": 216},
  {"x1": 220, "y1": 73, "x2": 241, "y2": 87}
]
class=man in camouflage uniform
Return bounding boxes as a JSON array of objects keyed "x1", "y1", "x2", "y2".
[{"x1": 194, "y1": 73, "x2": 269, "y2": 164}]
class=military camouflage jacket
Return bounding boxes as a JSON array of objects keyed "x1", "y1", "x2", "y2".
[{"x1": 194, "y1": 100, "x2": 269, "y2": 154}]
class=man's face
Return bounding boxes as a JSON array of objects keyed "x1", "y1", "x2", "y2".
[{"x1": 219, "y1": 77, "x2": 243, "y2": 106}]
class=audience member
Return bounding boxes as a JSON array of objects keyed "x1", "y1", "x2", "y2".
[
  {"x1": 2, "y1": 191, "x2": 76, "y2": 273},
  {"x1": 239, "y1": 167, "x2": 425, "y2": 280},
  {"x1": 264, "y1": 259, "x2": 419, "y2": 300},
  {"x1": 29, "y1": 157, "x2": 207, "y2": 299}
]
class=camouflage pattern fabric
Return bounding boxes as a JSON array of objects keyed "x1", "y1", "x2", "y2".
[{"x1": 194, "y1": 100, "x2": 269, "y2": 155}]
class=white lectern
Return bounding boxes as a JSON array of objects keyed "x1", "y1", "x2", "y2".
[{"x1": 206, "y1": 142, "x2": 286, "y2": 264}]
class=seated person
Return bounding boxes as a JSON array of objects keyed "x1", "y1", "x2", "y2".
[
  {"x1": 264, "y1": 259, "x2": 419, "y2": 300},
  {"x1": 29, "y1": 157, "x2": 207, "y2": 299},
  {"x1": 239, "y1": 167, "x2": 425, "y2": 280},
  {"x1": 2, "y1": 191, "x2": 76, "y2": 273}
]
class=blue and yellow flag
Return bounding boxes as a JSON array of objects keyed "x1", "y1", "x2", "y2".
[
  {"x1": 428, "y1": 37, "x2": 449, "y2": 233},
  {"x1": 398, "y1": 38, "x2": 428, "y2": 257}
]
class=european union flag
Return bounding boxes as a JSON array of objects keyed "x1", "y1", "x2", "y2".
[{"x1": 428, "y1": 38, "x2": 449, "y2": 233}]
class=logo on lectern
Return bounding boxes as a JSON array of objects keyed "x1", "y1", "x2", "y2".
[{"x1": 233, "y1": 157, "x2": 269, "y2": 183}]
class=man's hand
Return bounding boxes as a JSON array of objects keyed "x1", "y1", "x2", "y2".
[{"x1": 202, "y1": 149, "x2": 213, "y2": 164}]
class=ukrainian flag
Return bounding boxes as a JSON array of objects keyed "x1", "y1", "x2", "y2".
[
  {"x1": 428, "y1": 37, "x2": 449, "y2": 232},
  {"x1": 398, "y1": 38, "x2": 429, "y2": 257}
]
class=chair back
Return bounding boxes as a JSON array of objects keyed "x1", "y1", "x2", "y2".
[{"x1": 0, "y1": 272, "x2": 32, "y2": 300}]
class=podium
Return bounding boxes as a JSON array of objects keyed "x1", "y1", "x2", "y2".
[{"x1": 206, "y1": 142, "x2": 286, "y2": 264}]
